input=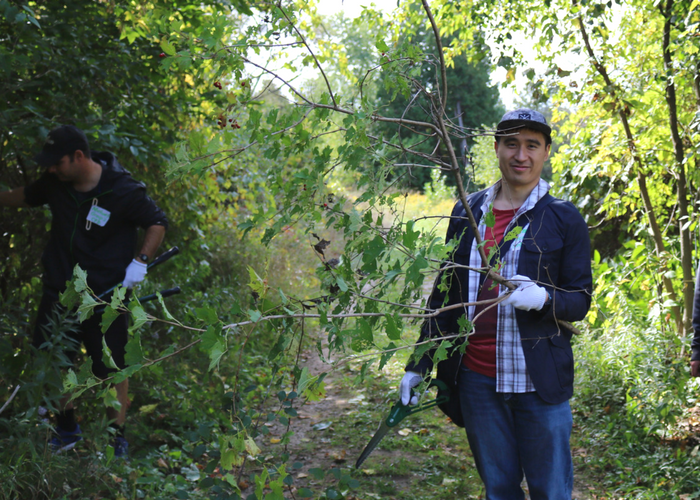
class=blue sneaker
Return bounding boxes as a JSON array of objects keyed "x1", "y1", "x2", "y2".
[
  {"x1": 112, "y1": 436, "x2": 129, "y2": 458},
  {"x1": 50, "y1": 424, "x2": 82, "y2": 453}
]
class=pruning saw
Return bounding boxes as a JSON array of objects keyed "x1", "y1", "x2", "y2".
[{"x1": 355, "y1": 379, "x2": 450, "y2": 469}]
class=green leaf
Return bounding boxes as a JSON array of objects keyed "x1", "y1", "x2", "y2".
[
  {"x1": 297, "y1": 366, "x2": 312, "y2": 394},
  {"x1": 201, "y1": 323, "x2": 224, "y2": 352},
  {"x1": 72, "y1": 265, "x2": 89, "y2": 293},
  {"x1": 405, "y1": 254, "x2": 428, "y2": 287},
  {"x1": 156, "y1": 291, "x2": 177, "y2": 321},
  {"x1": 201, "y1": 323, "x2": 227, "y2": 370},
  {"x1": 59, "y1": 284, "x2": 80, "y2": 310},
  {"x1": 160, "y1": 39, "x2": 177, "y2": 56},
  {"x1": 384, "y1": 313, "x2": 402, "y2": 340},
  {"x1": 484, "y1": 210, "x2": 496, "y2": 228},
  {"x1": 336, "y1": 276, "x2": 348, "y2": 292},
  {"x1": 433, "y1": 340, "x2": 453, "y2": 364},
  {"x1": 64, "y1": 369, "x2": 79, "y2": 391},
  {"x1": 309, "y1": 468, "x2": 325, "y2": 480},
  {"x1": 102, "y1": 387, "x2": 121, "y2": 412},
  {"x1": 503, "y1": 226, "x2": 523, "y2": 242},
  {"x1": 101, "y1": 306, "x2": 120, "y2": 334},
  {"x1": 403, "y1": 220, "x2": 420, "y2": 249},
  {"x1": 412, "y1": 341, "x2": 432, "y2": 365},
  {"x1": 457, "y1": 315, "x2": 473, "y2": 335},
  {"x1": 378, "y1": 342, "x2": 396, "y2": 370},
  {"x1": 128, "y1": 302, "x2": 149, "y2": 330},
  {"x1": 195, "y1": 306, "x2": 219, "y2": 324},
  {"x1": 101, "y1": 337, "x2": 118, "y2": 370},
  {"x1": 77, "y1": 293, "x2": 98, "y2": 322},
  {"x1": 110, "y1": 286, "x2": 127, "y2": 308},
  {"x1": 248, "y1": 266, "x2": 267, "y2": 296}
]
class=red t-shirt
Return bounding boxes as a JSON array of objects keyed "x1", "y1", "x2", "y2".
[{"x1": 462, "y1": 207, "x2": 518, "y2": 378}]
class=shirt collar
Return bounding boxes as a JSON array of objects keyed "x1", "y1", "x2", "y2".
[{"x1": 480, "y1": 178, "x2": 551, "y2": 216}]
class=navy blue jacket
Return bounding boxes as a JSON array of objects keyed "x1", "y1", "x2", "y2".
[
  {"x1": 691, "y1": 266, "x2": 700, "y2": 361},
  {"x1": 24, "y1": 152, "x2": 168, "y2": 297},
  {"x1": 407, "y1": 188, "x2": 593, "y2": 405}
]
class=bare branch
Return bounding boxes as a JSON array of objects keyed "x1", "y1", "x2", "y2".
[
  {"x1": 0, "y1": 385, "x2": 20, "y2": 415},
  {"x1": 420, "y1": 0, "x2": 447, "y2": 110},
  {"x1": 279, "y1": 5, "x2": 338, "y2": 107}
]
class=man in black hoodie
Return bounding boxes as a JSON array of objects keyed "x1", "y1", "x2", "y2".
[{"x1": 0, "y1": 125, "x2": 167, "y2": 457}]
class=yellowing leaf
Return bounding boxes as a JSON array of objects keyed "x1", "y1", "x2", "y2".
[
  {"x1": 139, "y1": 403, "x2": 158, "y2": 415},
  {"x1": 245, "y1": 437, "x2": 261, "y2": 456}
]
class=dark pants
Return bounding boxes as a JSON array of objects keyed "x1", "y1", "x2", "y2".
[
  {"x1": 33, "y1": 291, "x2": 129, "y2": 379},
  {"x1": 459, "y1": 367, "x2": 573, "y2": 500}
]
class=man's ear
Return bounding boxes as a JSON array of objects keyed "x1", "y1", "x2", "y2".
[{"x1": 73, "y1": 149, "x2": 86, "y2": 162}]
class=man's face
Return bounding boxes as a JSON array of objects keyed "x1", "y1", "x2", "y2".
[
  {"x1": 47, "y1": 154, "x2": 78, "y2": 182},
  {"x1": 494, "y1": 128, "x2": 550, "y2": 192}
]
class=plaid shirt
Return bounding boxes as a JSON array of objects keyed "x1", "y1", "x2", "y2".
[{"x1": 466, "y1": 179, "x2": 551, "y2": 393}]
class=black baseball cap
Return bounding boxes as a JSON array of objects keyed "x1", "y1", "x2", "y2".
[
  {"x1": 496, "y1": 108, "x2": 552, "y2": 144},
  {"x1": 33, "y1": 125, "x2": 90, "y2": 168}
]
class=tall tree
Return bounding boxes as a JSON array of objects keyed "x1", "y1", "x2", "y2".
[
  {"x1": 0, "y1": 0, "x2": 250, "y2": 301},
  {"x1": 373, "y1": 28, "x2": 504, "y2": 191}
]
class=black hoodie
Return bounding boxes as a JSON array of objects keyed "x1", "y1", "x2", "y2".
[{"x1": 24, "y1": 151, "x2": 168, "y2": 296}]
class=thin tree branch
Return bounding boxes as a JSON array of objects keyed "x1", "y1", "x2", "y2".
[{"x1": 279, "y1": 5, "x2": 338, "y2": 107}]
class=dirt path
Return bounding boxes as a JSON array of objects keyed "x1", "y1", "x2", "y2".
[{"x1": 247, "y1": 341, "x2": 592, "y2": 500}]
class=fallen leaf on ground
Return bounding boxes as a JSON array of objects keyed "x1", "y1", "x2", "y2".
[
  {"x1": 398, "y1": 428, "x2": 412, "y2": 436},
  {"x1": 331, "y1": 450, "x2": 346, "y2": 462}
]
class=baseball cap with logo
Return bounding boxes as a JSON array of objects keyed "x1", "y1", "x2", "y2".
[
  {"x1": 496, "y1": 108, "x2": 552, "y2": 144},
  {"x1": 33, "y1": 125, "x2": 90, "y2": 168}
]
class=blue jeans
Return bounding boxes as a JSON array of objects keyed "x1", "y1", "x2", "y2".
[{"x1": 458, "y1": 367, "x2": 573, "y2": 500}]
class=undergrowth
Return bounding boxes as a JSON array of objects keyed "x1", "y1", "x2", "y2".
[{"x1": 2, "y1": 194, "x2": 700, "y2": 499}]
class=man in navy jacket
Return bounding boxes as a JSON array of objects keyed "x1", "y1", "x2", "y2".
[
  {"x1": 690, "y1": 271, "x2": 700, "y2": 376},
  {"x1": 400, "y1": 109, "x2": 592, "y2": 499},
  {"x1": 0, "y1": 125, "x2": 167, "y2": 457}
]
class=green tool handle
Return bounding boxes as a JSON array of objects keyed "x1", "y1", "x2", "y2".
[{"x1": 384, "y1": 379, "x2": 450, "y2": 427}]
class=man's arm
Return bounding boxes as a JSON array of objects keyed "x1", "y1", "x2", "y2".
[
  {"x1": 122, "y1": 224, "x2": 167, "y2": 289},
  {"x1": 690, "y1": 265, "x2": 700, "y2": 376},
  {"x1": 134, "y1": 224, "x2": 166, "y2": 264},
  {"x1": 0, "y1": 187, "x2": 29, "y2": 208}
]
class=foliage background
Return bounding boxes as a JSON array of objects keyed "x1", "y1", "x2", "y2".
[{"x1": 2, "y1": 0, "x2": 700, "y2": 499}]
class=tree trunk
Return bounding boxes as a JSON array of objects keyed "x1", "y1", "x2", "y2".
[
  {"x1": 662, "y1": 0, "x2": 694, "y2": 341},
  {"x1": 575, "y1": 8, "x2": 683, "y2": 334}
]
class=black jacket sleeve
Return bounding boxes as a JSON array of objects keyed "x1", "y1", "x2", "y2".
[{"x1": 691, "y1": 264, "x2": 700, "y2": 361}]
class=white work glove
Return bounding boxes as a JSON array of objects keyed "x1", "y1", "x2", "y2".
[
  {"x1": 500, "y1": 274, "x2": 548, "y2": 311},
  {"x1": 399, "y1": 371, "x2": 423, "y2": 406},
  {"x1": 123, "y1": 259, "x2": 148, "y2": 288}
]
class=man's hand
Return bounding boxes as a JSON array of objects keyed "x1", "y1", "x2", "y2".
[
  {"x1": 399, "y1": 371, "x2": 422, "y2": 406},
  {"x1": 691, "y1": 360, "x2": 700, "y2": 377},
  {"x1": 0, "y1": 187, "x2": 29, "y2": 208},
  {"x1": 123, "y1": 259, "x2": 147, "y2": 288},
  {"x1": 500, "y1": 274, "x2": 548, "y2": 311}
]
